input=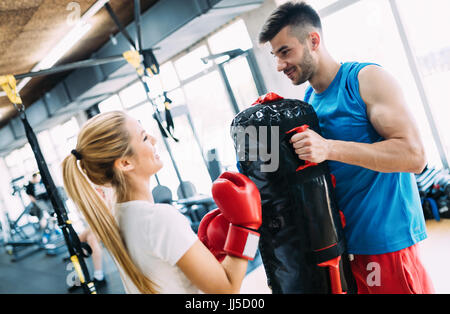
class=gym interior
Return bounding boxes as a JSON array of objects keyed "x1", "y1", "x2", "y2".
[{"x1": 0, "y1": 0, "x2": 449, "y2": 295}]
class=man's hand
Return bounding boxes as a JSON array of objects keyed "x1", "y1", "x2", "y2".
[
  {"x1": 290, "y1": 127, "x2": 331, "y2": 164},
  {"x1": 294, "y1": 65, "x2": 426, "y2": 174}
]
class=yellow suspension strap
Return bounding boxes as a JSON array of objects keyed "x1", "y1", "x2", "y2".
[
  {"x1": 123, "y1": 49, "x2": 157, "y2": 77},
  {"x1": 66, "y1": 219, "x2": 96, "y2": 294},
  {"x1": 123, "y1": 49, "x2": 178, "y2": 142},
  {"x1": 0, "y1": 74, "x2": 23, "y2": 107},
  {"x1": 123, "y1": 50, "x2": 145, "y2": 76}
]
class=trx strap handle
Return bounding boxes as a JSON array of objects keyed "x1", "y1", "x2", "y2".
[
  {"x1": 123, "y1": 50, "x2": 145, "y2": 76},
  {"x1": 105, "y1": 2, "x2": 176, "y2": 142},
  {"x1": 122, "y1": 50, "x2": 179, "y2": 142},
  {"x1": 123, "y1": 49, "x2": 160, "y2": 78},
  {"x1": 163, "y1": 92, "x2": 174, "y2": 134},
  {"x1": 0, "y1": 78, "x2": 96, "y2": 295},
  {"x1": 142, "y1": 49, "x2": 160, "y2": 75},
  {"x1": 0, "y1": 75, "x2": 23, "y2": 105}
]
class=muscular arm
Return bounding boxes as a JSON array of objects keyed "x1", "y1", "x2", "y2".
[
  {"x1": 328, "y1": 65, "x2": 426, "y2": 173},
  {"x1": 293, "y1": 65, "x2": 427, "y2": 173}
]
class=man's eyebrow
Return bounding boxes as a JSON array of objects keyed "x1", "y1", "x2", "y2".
[{"x1": 271, "y1": 45, "x2": 289, "y2": 55}]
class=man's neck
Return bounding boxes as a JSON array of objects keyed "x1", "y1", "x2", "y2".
[{"x1": 309, "y1": 56, "x2": 341, "y2": 94}]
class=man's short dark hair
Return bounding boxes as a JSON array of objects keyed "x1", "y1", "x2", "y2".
[{"x1": 259, "y1": 1, "x2": 322, "y2": 44}]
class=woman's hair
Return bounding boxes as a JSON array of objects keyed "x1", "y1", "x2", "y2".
[
  {"x1": 259, "y1": 1, "x2": 322, "y2": 44},
  {"x1": 62, "y1": 110, "x2": 158, "y2": 294}
]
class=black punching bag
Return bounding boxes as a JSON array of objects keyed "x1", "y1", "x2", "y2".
[{"x1": 231, "y1": 93, "x2": 356, "y2": 294}]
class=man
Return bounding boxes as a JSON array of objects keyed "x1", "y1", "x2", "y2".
[
  {"x1": 26, "y1": 173, "x2": 51, "y2": 230},
  {"x1": 258, "y1": 1, "x2": 434, "y2": 293}
]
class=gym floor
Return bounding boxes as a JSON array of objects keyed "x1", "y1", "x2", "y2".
[
  {"x1": 419, "y1": 219, "x2": 450, "y2": 294},
  {"x1": 0, "y1": 219, "x2": 448, "y2": 294}
]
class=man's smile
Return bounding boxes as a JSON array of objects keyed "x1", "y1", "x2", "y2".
[{"x1": 284, "y1": 67, "x2": 296, "y2": 79}]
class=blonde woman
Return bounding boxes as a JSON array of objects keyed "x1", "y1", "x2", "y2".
[{"x1": 62, "y1": 111, "x2": 262, "y2": 294}]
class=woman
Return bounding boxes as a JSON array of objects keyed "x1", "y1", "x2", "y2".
[{"x1": 61, "y1": 110, "x2": 250, "y2": 294}]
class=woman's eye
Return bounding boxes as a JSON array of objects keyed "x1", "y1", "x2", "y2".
[{"x1": 143, "y1": 136, "x2": 148, "y2": 141}]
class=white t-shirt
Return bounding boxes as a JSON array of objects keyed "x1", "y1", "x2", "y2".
[{"x1": 114, "y1": 200, "x2": 200, "y2": 294}]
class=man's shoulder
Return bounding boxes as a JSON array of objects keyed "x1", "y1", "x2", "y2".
[
  {"x1": 342, "y1": 62, "x2": 384, "y2": 99},
  {"x1": 343, "y1": 61, "x2": 381, "y2": 78}
]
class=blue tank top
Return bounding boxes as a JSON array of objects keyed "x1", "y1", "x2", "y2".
[{"x1": 304, "y1": 62, "x2": 427, "y2": 254}]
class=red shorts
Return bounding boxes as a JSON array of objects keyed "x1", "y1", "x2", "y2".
[{"x1": 350, "y1": 244, "x2": 435, "y2": 294}]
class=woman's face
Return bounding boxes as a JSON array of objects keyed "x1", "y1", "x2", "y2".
[{"x1": 125, "y1": 117, "x2": 163, "y2": 178}]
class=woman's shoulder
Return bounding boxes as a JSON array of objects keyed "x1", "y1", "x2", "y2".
[{"x1": 116, "y1": 200, "x2": 181, "y2": 221}]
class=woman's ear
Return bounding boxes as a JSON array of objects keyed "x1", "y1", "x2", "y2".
[{"x1": 114, "y1": 157, "x2": 135, "y2": 173}]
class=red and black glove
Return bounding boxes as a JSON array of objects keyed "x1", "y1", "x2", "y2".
[
  {"x1": 197, "y1": 209, "x2": 229, "y2": 262},
  {"x1": 212, "y1": 172, "x2": 262, "y2": 260}
]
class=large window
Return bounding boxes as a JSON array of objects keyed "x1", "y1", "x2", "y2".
[
  {"x1": 49, "y1": 117, "x2": 80, "y2": 161},
  {"x1": 319, "y1": 0, "x2": 444, "y2": 168},
  {"x1": 396, "y1": 0, "x2": 450, "y2": 167},
  {"x1": 223, "y1": 55, "x2": 259, "y2": 111},
  {"x1": 159, "y1": 61, "x2": 180, "y2": 91},
  {"x1": 182, "y1": 70, "x2": 237, "y2": 171},
  {"x1": 119, "y1": 82, "x2": 147, "y2": 108},
  {"x1": 129, "y1": 18, "x2": 261, "y2": 197},
  {"x1": 98, "y1": 94, "x2": 123, "y2": 113},
  {"x1": 207, "y1": 19, "x2": 253, "y2": 54},
  {"x1": 174, "y1": 45, "x2": 212, "y2": 81}
]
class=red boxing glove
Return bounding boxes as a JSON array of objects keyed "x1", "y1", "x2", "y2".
[
  {"x1": 197, "y1": 209, "x2": 229, "y2": 262},
  {"x1": 211, "y1": 172, "x2": 262, "y2": 260}
]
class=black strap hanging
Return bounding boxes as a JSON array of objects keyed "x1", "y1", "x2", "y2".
[
  {"x1": 163, "y1": 91, "x2": 175, "y2": 135},
  {"x1": 104, "y1": 3, "x2": 177, "y2": 142},
  {"x1": 0, "y1": 76, "x2": 96, "y2": 293},
  {"x1": 20, "y1": 110, "x2": 96, "y2": 294},
  {"x1": 142, "y1": 49, "x2": 160, "y2": 75}
]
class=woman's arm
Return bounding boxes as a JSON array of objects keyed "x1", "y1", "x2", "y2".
[{"x1": 176, "y1": 240, "x2": 248, "y2": 294}]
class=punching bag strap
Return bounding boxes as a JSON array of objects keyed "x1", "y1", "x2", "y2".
[
  {"x1": 291, "y1": 163, "x2": 329, "y2": 184},
  {"x1": 312, "y1": 238, "x2": 346, "y2": 265}
]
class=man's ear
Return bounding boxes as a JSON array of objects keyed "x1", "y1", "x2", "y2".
[
  {"x1": 114, "y1": 157, "x2": 135, "y2": 173},
  {"x1": 309, "y1": 31, "x2": 321, "y2": 51}
]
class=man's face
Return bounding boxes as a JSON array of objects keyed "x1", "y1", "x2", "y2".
[{"x1": 269, "y1": 26, "x2": 316, "y2": 85}]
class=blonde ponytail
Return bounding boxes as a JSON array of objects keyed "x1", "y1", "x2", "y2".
[{"x1": 62, "y1": 111, "x2": 158, "y2": 294}]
